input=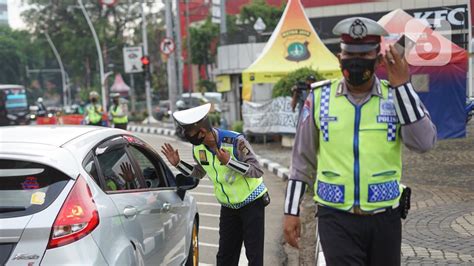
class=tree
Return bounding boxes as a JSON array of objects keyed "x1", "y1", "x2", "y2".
[
  {"x1": 189, "y1": 17, "x2": 219, "y2": 80},
  {"x1": 272, "y1": 67, "x2": 324, "y2": 98},
  {"x1": 239, "y1": 0, "x2": 285, "y2": 31}
]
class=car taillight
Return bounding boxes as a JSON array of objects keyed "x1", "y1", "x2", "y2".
[{"x1": 47, "y1": 175, "x2": 99, "y2": 249}]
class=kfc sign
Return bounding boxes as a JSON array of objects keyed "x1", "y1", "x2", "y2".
[{"x1": 413, "y1": 6, "x2": 468, "y2": 28}]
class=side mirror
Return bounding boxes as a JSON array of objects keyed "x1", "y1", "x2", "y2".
[
  {"x1": 176, "y1": 174, "x2": 199, "y2": 199},
  {"x1": 176, "y1": 174, "x2": 199, "y2": 190}
]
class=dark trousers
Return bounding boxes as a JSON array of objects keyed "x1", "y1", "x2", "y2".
[
  {"x1": 318, "y1": 206, "x2": 401, "y2": 266},
  {"x1": 113, "y1": 123, "x2": 128, "y2": 130},
  {"x1": 216, "y1": 197, "x2": 265, "y2": 266}
]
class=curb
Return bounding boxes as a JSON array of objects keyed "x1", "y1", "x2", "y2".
[{"x1": 127, "y1": 125, "x2": 290, "y2": 181}]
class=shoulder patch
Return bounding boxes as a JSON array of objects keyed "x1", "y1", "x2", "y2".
[
  {"x1": 310, "y1": 79, "x2": 331, "y2": 90},
  {"x1": 222, "y1": 136, "x2": 234, "y2": 144}
]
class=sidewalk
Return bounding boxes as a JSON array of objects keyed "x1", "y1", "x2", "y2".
[{"x1": 128, "y1": 122, "x2": 474, "y2": 264}]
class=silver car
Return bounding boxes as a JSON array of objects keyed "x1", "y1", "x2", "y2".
[{"x1": 0, "y1": 126, "x2": 199, "y2": 265}]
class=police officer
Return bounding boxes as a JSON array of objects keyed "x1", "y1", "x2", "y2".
[
  {"x1": 109, "y1": 92, "x2": 128, "y2": 130},
  {"x1": 161, "y1": 103, "x2": 269, "y2": 266},
  {"x1": 84, "y1": 91, "x2": 103, "y2": 126},
  {"x1": 283, "y1": 17, "x2": 437, "y2": 265}
]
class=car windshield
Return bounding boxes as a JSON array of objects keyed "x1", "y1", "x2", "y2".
[
  {"x1": 0, "y1": 160, "x2": 71, "y2": 218},
  {"x1": 6, "y1": 94, "x2": 27, "y2": 109}
]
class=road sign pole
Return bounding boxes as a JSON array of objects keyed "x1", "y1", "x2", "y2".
[
  {"x1": 165, "y1": 0, "x2": 178, "y2": 113},
  {"x1": 141, "y1": 0, "x2": 153, "y2": 124}
]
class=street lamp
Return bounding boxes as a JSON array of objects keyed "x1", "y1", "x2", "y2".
[
  {"x1": 77, "y1": 0, "x2": 107, "y2": 110},
  {"x1": 43, "y1": 32, "x2": 69, "y2": 107}
]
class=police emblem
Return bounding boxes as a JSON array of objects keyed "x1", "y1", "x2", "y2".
[
  {"x1": 349, "y1": 19, "x2": 367, "y2": 39},
  {"x1": 285, "y1": 41, "x2": 311, "y2": 62}
]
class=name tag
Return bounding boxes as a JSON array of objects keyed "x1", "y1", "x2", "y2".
[{"x1": 320, "y1": 116, "x2": 338, "y2": 122}]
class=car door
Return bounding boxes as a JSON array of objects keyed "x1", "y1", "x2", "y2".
[
  {"x1": 94, "y1": 136, "x2": 171, "y2": 265},
  {"x1": 125, "y1": 136, "x2": 190, "y2": 265}
]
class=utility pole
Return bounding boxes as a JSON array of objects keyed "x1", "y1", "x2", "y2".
[
  {"x1": 174, "y1": 0, "x2": 183, "y2": 95},
  {"x1": 220, "y1": 0, "x2": 227, "y2": 45},
  {"x1": 185, "y1": 0, "x2": 193, "y2": 95},
  {"x1": 141, "y1": 0, "x2": 153, "y2": 124},
  {"x1": 166, "y1": 0, "x2": 178, "y2": 113}
]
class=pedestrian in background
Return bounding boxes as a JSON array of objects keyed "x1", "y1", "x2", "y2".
[
  {"x1": 109, "y1": 92, "x2": 129, "y2": 130},
  {"x1": 161, "y1": 103, "x2": 270, "y2": 266},
  {"x1": 84, "y1": 91, "x2": 103, "y2": 126},
  {"x1": 283, "y1": 17, "x2": 437, "y2": 265}
]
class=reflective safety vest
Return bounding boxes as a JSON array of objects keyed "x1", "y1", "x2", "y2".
[
  {"x1": 313, "y1": 79, "x2": 402, "y2": 212},
  {"x1": 86, "y1": 104, "x2": 102, "y2": 124},
  {"x1": 111, "y1": 104, "x2": 128, "y2": 124},
  {"x1": 193, "y1": 129, "x2": 267, "y2": 209}
]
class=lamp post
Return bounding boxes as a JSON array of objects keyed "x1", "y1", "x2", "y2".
[
  {"x1": 44, "y1": 32, "x2": 68, "y2": 106},
  {"x1": 78, "y1": 0, "x2": 107, "y2": 110}
]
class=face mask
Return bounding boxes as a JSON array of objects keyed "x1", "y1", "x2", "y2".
[
  {"x1": 340, "y1": 58, "x2": 377, "y2": 86},
  {"x1": 91, "y1": 98, "x2": 97, "y2": 103},
  {"x1": 186, "y1": 131, "x2": 205, "y2": 145}
]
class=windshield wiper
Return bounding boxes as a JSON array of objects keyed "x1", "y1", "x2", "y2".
[{"x1": 0, "y1": 207, "x2": 27, "y2": 213}]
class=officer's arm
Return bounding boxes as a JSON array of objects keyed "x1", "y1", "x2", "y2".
[
  {"x1": 175, "y1": 156, "x2": 206, "y2": 179},
  {"x1": 284, "y1": 93, "x2": 319, "y2": 216},
  {"x1": 226, "y1": 137, "x2": 263, "y2": 178},
  {"x1": 392, "y1": 82, "x2": 437, "y2": 153}
]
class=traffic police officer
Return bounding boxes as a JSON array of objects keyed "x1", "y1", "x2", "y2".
[
  {"x1": 84, "y1": 91, "x2": 103, "y2": 126},
  {"x1": 283, "y1": 17, "x2": 437, "y2": 265},
  {"x1": 161, "y1": 103, "x2": 269, "y2": 266},
  {"x1": 109, "y1": 92, "x2": 129, "y2": 130}
]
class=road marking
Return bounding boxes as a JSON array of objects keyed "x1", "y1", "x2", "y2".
[
  {"x1": 199, "y1": 185, "x2": 215, "y2": 189},
  {"x1": 200, "y1": 242, "x2": 219, "y2": 248},
  {"x1": 190, "y1": 192, "x2": 215, "y2": 197},
  {"x1": 200, "y1": 213, "x2": 220, "y2": 218},
  {"x1": 198, "y1": 202, "x2": 221, "y2": 207},
  {"x1": 200, "y1": 226, "x2": 219, "y2": 231},
  {"x1": 198, "y1": 263, "x2": 215, "y2": 266}
]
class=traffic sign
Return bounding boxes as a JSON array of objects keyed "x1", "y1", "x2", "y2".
[
  {"x1": 160, "y1": 38, "x2": 175, "y2": 55},
  {"x1": 123, "y1": 46, "x2": 143, "y2": 73},
  {"x1": 99, "y1": 0, "x2": 117, "y2": 7}
]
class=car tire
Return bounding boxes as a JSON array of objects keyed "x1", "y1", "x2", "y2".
[{"x1": 186, "y1": 218, "x2": 199, "y2": 266}]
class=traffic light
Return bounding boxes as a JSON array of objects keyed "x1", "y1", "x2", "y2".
[{"x1": 141, "y1": 55, "x2": 150, "y2": 72}]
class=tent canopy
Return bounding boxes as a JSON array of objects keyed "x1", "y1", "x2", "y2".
[
  {"x1": 241, "y1": 0, "x2": 341, "y2": 101},
  {"x1": 378, "y1": 9, "x2": 468, "y2": 139}
]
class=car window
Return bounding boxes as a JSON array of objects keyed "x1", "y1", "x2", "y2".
[
  {"x1": 0, "y1": 159, "x2": 70, "y2": 218},
  {"x1": 83, "y1": 153, "x2": 101, "y2": 186},
  {"x1": 128, "y1": 145, "x2": 169, "y2": 189},
  {"x1": 96, "y1": 146, "x2": 143, "y2": 192}
]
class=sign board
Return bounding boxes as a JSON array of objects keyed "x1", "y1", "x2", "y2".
[
  {"x1": 216, "y1": 75, "x2": 231, "y2": 92},
  {"x1": 160, "y1": 38, "x2": 175, "y2": 55},
  {"x1": 123, "y1": 46, "x2": 143, "y2": 73},
  {"x1": 212, "y1": 0, "x2": 221, "y2": 24}
]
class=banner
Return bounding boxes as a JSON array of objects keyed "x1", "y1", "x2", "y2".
[{"x1": 242, "y1": 97, "x2": 298, "y2": 134}]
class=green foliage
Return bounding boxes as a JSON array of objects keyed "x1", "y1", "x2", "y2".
[
  {"x1": 239, "y1": 0, "x2": 285, "y2": 32},
  {"x1": 208, "y1": 112, "x2": 221, "y2": 127},
  {"x1": 272, "y1": 67, "x2": 324, "y2": 98},
  {"x1": 231, "y1": 120, "x2": 244, "y2": 133},
  {"x1": 197, "y1": 79, "x2": 216, "y2": 93},
  {"x1": 189, "y1": 17, "x2": 219, "y2": 79}
]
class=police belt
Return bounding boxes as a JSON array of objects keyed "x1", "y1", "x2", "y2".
[{"x1": 349, "y1": 202, "x2": 400, "y2": 216}]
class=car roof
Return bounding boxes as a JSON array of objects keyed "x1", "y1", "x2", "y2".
[{"x1": 0, "y1": 125, "x2": 102, "y2": 147}]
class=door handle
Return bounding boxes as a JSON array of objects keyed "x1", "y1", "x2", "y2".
[
  {"x1": 123, "y1": 207, "x2": 137, "y2": 218},
  {"x1": 162, "y1": 202, "x2": 171, "y2": 212}
]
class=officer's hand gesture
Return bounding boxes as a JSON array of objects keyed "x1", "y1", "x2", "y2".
[
  {"x1": 283, "y1": 215, "x2": 301, "y2": 249},
  {"x1": 161, "y1": 143, "x2": 180, "y2": 166},
  {"x1": 383, "y1": 44, "x2": 410, "y2": 87},
  {"x1": 216, "y1": 148, "x2": 230, "y2": 165}
]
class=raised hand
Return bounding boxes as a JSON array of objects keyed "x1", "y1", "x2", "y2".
[
  {"x1": 161, "y1": 143, "x2": 180, "y2": 166},
  {"x1": 119, "y1": 162, "x2": 135, "y2": 182},
  {"x1": 382, "y1": 44, "x2": 410, "y2": 87},
  {"x1": 216, "y1": 148, "x2": 230, "y2": 165}
]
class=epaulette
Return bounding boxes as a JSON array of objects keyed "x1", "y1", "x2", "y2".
[
  {"x1": 310, "y1": 80, "x2": 332, "y2": 90},
  {"x1": 222, "y1": 136, "x2": 234, "y2": 144}
]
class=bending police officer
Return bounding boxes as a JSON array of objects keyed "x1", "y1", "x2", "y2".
[
  {"x1": 283, "y1": 17, "x2": 437, "y2": 265},
  {"x1": 161, "y1": 103, "x2": 269, "y2": 266}
]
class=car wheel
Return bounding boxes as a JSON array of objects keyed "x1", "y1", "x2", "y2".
[{"x1": 186, "y1": 218, "x2": 199, "y2": 266}]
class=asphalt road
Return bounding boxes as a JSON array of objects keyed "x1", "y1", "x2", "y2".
[{"x1": 136, "y1": 133, "x2": 287, "y2": 266}]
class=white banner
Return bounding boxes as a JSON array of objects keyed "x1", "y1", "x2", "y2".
[
  {"x1": 123, "y1": 46, "x2": 143, "y2": 73},
  {"x1": 242, "y1": 97, "x2": 298, "y2": 134}
]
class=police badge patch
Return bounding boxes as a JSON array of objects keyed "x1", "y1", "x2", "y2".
[{"x1": 377, "y1": 99, "x2": 399, "y2": 123}]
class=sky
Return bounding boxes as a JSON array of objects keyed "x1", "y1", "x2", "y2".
[{"x1": 7, "y1": 0, "x2": 27, "y2": 29}]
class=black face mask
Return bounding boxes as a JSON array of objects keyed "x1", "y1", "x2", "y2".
[
  {"x1": 91, "y1": 98, "x2": 97, "y2": 103},
  {"x1": 340, "y1": 58, "x2": 377, "y2": 86},
  {"x1": 186, "y1": 131, "x2": 205, "y2": 145}
]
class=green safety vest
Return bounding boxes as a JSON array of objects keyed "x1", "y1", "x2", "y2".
[
  {"x1": 87, "y1": 104, "x2": 102, "y2": 124},
  {"x1": 193, "y1": 129, "x2": 267, "y2": 209},
  {"x1": 313, "y1": 79, "x2": 402, "y2": 212},
  {"x1": 111, "y1": 104, "x2": 128, "y2": 124}
]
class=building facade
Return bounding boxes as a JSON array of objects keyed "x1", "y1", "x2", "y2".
[{"x1": 0, "y1": 0, "x2": 8, "y2": 26}]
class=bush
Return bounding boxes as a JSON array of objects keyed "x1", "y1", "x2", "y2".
[
  {"x1": 232, "y1": 120, "x2": 243, "y2": 133},
  {"x1": 272, "y1": 67, "x2": 324, "y2": 98}
]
